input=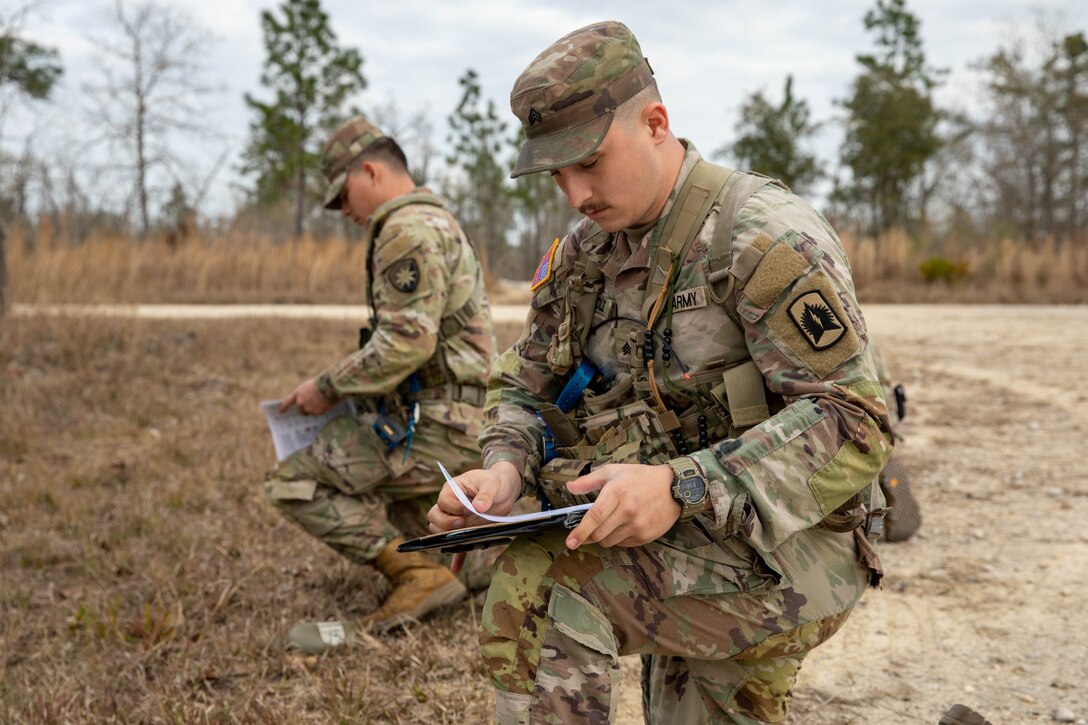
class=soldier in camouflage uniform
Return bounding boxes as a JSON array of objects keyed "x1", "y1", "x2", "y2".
[
  {"x1": 264, "y1": 116, "x2": 495, "y2": 634},
  {"x1": 427, "y1": 22, "x2": 894, "y2": 723}
]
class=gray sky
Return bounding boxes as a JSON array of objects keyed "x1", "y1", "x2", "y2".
[{"x1": 6, "y1": 0, "x2": 1087, "y2": 219}]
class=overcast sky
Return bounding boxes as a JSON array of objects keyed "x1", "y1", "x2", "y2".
[{"x1": 6, "y1": 0, "x2": 1087, "y2": 218}]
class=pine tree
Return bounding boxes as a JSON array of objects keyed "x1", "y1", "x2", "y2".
[
  {"x1": 444, "y1": 69, "x2": 512, "y2": 276},
  {"x1": 719, "y1": 76, "x2": 820, "y2": 194},
  {"x1": 837, "y1": 0, "x2": 945, "y2": 233},
  {"x1": 241, "y1": 0, "x2": 365, "y2": 238},
  {"x1": 1, "y1": 4, "x2": 63, "y2": 322}
]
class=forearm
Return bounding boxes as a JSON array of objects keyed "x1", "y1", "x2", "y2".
[
  {"x1": 478, "y1": 334, "x2": 559, "y2": 493},
  {"x1": 317, "y1": 324, "x2": 436, "y2": 400},
  {"x1": 687, "y1": 376, "x2": 893, "y2": 553}
]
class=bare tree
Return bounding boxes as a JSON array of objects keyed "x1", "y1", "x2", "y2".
[{"x1": 84, "y1": 0, "x2": 216, "y2": 238}]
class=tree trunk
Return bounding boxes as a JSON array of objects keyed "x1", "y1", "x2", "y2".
[
  {"x1": 293, "y1": 161, "x2": 304, "y2": 239},
  {"x1": 134, "y1": 35, "x2": 150, "y2": 238},
  {"x1": 0, "y1": 225, "x2": 8, "y2": 325}
]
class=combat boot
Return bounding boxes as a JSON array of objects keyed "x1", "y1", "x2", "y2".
[
  {"x1": 362, "y1": 537, "x2": 467, "y2": 632},
  {"x1": 939, "y1": 704, "x2": 992, "y2": 725}
]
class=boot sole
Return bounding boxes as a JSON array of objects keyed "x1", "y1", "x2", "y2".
[{"x1": 369, "y1": 579, "x2": 468, "y2": 633}]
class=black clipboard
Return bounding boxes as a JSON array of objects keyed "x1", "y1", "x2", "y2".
[{"x1": 397, "y1": 509, "x2": 587, "y2": 554}]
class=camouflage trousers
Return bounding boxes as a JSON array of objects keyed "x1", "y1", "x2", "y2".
[
  {"x1": 263, "y1": 410, "x2": 489, "y2": 584},
  {"x1": 480, "y1": 524, "x2": 868, "y2": 724}
]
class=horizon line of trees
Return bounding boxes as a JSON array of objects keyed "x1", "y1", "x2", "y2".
[{"x1": 2, "y1": 0, "x2": 1086, "y2": 315}]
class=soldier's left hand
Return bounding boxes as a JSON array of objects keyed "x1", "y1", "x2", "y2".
[
  {"x1": 564, "y1": 464, "x2": 681, "y2": 549},
  {"x1": 280, "y1": 378, "x2": 333, "y2": 416}
]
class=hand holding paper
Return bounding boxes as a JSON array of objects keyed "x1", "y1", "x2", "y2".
[{"x1": 437, "y1": 462, "x2": 590, "y2": 524}]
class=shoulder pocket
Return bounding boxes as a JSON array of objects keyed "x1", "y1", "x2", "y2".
[
  {"x1": 373, "y1": 228, "x2": 426, "y2": 270},
  {"x1": 735, "y1": 231, "x2": 816, "y2": 324}
]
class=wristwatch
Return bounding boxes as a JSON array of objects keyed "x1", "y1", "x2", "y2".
[{"x1": 669, "y1": 460, "x2": 708, "y2": 522}]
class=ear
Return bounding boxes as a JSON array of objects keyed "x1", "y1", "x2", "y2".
[
  {"x1": 361, "y1": 160, "x2": 381, "y2": 182},
  {"x1": 644, "y1": 102, "x2": 670, "y2": 145}
]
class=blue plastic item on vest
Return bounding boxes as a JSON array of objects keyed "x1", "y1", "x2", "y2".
[{"x1": 538, "y1": 360, "x2": 598, "y2": 511}]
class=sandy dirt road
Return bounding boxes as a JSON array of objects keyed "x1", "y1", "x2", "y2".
[
  {"x1": 777, "y1": 304, "x2": 1088, "y2": 725},
  {"x1": 13, "y1": 302, "x2": 1087, "y2": 723}
]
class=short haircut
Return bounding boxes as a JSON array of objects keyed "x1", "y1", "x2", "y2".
[
  {"x1": 350, "y1": 137, "x2": 409, "y2": 174},
  {"x1": 614, "y1": 80, "x2": 662, "y2": 129}
]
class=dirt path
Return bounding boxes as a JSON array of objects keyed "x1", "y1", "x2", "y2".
[{"x1": 10, "y1": 302, "x2": 536, "y2": 324}]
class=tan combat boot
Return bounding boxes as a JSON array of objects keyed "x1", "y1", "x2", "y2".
[{"x1": 362, "y1": 537, "x2": 467, "y2": 632}]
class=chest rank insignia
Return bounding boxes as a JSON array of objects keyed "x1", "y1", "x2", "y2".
[
  {"x1": 531, "y1": 237, "x2": 560, "y2": 291},
  {"x1": 387, "y1": 257, "x2": 420, "y2": 293},
  {"x1": 788, "y1": 290, "x2": 846, "y2": 350}
]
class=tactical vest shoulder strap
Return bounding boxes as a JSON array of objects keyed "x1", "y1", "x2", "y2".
[
  {"x1": 705, "y1": 171, "x2": 789, "y2": 429},
  {"x1": 642, "y1": 163, "x2": 788, "y2": 431},
  {"x1": 705, "y1": 172, "x2": 787, "y2": 325},
  {"x1": 642, "y1": 161, "x2": 734, "y2": 321},
  {"x1": 439, "y1": 296, "x2": 479, "y2": 338}
]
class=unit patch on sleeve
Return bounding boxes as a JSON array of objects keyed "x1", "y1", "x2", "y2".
[
  {"x1": 788, "y1": 290, "x2": 845, "y2": 350},
  {"x1": 766, "y1": 270, "x2": 862, "y2": 379},
  {"x1": 531, "y1": 237, "x2": 560, "y2": 291},
  {"x1": 387, "y1": 257, "x2": 421, "y2": 293}
]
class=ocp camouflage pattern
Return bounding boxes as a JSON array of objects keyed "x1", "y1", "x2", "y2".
[
  {"x1": 316, "y1": 188, "x2": 494, "y2": 415},
  {"x1": 478, "y1": 144, "x2": 894, "y2": 722},
  {"x1": 264, "y1": 188, "x2": 495, "y2": 574},
  {"x1": 510, "y1": 20, "x2": 655, "y2": 178}
]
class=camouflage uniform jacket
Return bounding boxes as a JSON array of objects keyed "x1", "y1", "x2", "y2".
[
  {"x1": 316, "y1": 188, "x2": 495, "y2": 437},
  {"x1": 480, "y1": 144, "x2": 893, "y2": 561}
]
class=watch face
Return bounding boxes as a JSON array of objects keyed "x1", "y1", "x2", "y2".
[{"x1": 677, "y1": 476, "x2": 706, "y2": 504}]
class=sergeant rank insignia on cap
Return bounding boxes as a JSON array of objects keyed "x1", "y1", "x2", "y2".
[{"x1": 531, "y1": 237, "x2": 559, "y2": 291}]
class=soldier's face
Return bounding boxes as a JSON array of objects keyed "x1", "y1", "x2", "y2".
[
  {"x1": 340, "y1": 166, "x2": 379, "y2": 227},
  {"x1": 548, "y1": 113, "x2": 668, "y2": 232}
]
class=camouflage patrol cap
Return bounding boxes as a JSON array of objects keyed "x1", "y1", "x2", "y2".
[
  {"x1": 509, "y1": 20, "x2": 654, "y2": 179},
  {"x1": 320, "y1": 115, "x2": 386, "y2": 210}
]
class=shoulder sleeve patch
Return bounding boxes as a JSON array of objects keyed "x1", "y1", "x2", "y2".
[
  {"x1": 530, "y1": 237, "x2": 560, "y2": 291},
  {"x1": 385, "y1": 256, "x2": 423, "y2": 294},
  {"x1": 765, "y1": 270, "x2": 861, "y2": 378}
]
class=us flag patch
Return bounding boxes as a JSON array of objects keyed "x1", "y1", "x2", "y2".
[{"x1": 530, "y1": 238, "x2": 559, "y2": 291}]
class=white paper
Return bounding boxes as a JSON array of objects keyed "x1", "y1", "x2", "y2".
[
  {"x1": 260, "y1": 398, "x2": 357, "y2": 460},
  {"x1": 437, "y1": 461, "x2": 591, "y2": 523}
]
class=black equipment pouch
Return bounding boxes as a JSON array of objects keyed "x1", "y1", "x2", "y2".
[
  {"x1": 373, "y1": 412, "x2": 408, "y2": 449},
  {"x1": 893, "y1": 384, "x2": 907, "y2": 422}
]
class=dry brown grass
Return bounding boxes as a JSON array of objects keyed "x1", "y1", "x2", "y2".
[
  {"x1": 8, "y1": 227, "x2": 1088, "y2": 306},
  {"x1": 0, "y1": 314, "x2": 529, "y2": 723},
  {"x1": 842, "y1": 231, "x2": 1088, "y2": 303},
  {"x1": 8, "y1": 230, "x2": 372, "y2": 305}
]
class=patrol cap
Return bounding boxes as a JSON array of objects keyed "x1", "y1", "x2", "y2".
[
  {"x1": 509, "y1": 20, "x2": 654, "y2": 179},
  {"x1": 320, "y1": 115, "x2": 386, "y2": 210}
]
